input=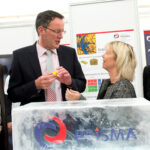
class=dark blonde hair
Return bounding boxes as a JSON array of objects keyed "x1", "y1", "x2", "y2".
[{"x1": 105, "y1": 41, "x2": 136, "y2": 81}]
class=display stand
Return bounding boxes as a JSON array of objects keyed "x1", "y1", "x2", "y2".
[
  {"x1": 12, "y1": 98, "x2": 150, "y2": 150},
  {"x1": 69, "y1": 0, "x2": 143, "y2": 99}
]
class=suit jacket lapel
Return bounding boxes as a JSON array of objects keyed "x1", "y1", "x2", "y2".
[
  {"x1": 57, "y1": 46, "x2": 64, "y2": 67},
  {"x1": 27, "y1": 44, "x2": 42, "y2": 77}
]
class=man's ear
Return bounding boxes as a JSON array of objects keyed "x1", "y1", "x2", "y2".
[{"x1": 38, "y1": 26, "x2": 45, "y2": 35}]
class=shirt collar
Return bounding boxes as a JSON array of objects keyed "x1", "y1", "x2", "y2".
[
  {"x1": 51, "y1": 49, "x2": 57, "y2": 54},
  {"x1": 36, "y1": 42, "x2": 47, "y2": 57},
  {"x1": 36, "y1": 42, "x2": 57, "y2": 56}
]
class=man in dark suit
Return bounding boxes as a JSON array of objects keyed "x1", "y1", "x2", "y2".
[
  {"x1": 0, "y1": 64, "x2": 9, "y2": 150},
  {"x1": 143, "y1": 65, "x2": 150, "y2": 100},
  {"x1": 0, "y1": 64, "x2": 3, "y2": 133},
  {"x1": 8, "y1": 10, "x2": 86, "y2": 105}
]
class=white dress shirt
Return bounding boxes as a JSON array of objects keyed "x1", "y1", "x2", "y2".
[{"x1": 36, "y1": 42, "x2": 62, "y2": 101}]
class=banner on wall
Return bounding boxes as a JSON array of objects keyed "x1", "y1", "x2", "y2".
[
  {"x1": 70, "y1": 0, "x2": 143, "y2": 98},
  {"x1": 77, "y1": 29, "x2": 136, "y2": 99},
  {"x1": 144, "y1": 31, "x2": 150, "y2": 65}
]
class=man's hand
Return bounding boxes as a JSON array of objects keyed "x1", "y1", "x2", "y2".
[
  {"x1": 56, "y1": 66, "x2": 72, "y2": 86},
  {"x1": 7, "y1": 122, "x2": 12, "y2": 132},
  {"x1": 35, "y1": 73, "x2": 57, "y2": 89}
]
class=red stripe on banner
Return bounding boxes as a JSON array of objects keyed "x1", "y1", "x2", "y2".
[
  {"x1": 144, "y1": 31, "x2": 150, "y2": 34},
  {"x1": 61, "y1": 44, "x2": 70, "y2": 46},
  {"x1": 76, "y1": 29, "x2": 134, "y2": 36}
]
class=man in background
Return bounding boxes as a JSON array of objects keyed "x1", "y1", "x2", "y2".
[
  {"x1": 143, "y1": 65, "x2": 150, "y2": 101},
  {"x1": 8, "y1": 10, "x2": 86, "y2": 105},
  {"x1": 0, "y1": 64, "x2": 9, "y2": 150},
  {"x1": 0, "y1": 64, "x2": 3, "y2": 135}
]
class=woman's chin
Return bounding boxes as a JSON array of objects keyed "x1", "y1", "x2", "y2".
[
  {"x1": 102, "y1": 65, "x2": 106, "y2": 70},
  {"x1": 103, "y1": 66, "x2": 109, "y2": 72}
]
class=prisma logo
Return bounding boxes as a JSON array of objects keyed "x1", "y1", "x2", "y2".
[
  {"x1": 147, "y1": 36, "x2": 150, "y2": 42},
  {"x1": 34, "y1": 116, "x2": 67, "y2": 149},
  {"x1": 114, "y1": 33, "x2": 119, "y2": 38},
  {"x1": 75, "y1": 128, "x2": 137, "y2": 143},
  {"x1": 34, "y1": 116, "x2": 137, "y2": 149}
]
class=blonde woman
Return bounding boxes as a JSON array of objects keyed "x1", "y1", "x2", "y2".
[{"x1": 65, "y1": 41, "x2": 136, "y2": 100}]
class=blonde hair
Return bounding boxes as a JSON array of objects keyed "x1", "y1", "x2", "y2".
[{"x1": 105, "y1": 41, "x2": 136, "y2": 81}]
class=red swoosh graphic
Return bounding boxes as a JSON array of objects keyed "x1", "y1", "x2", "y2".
[{"x1": 44, "y1": 116, "x2": 67, "y2": 143}]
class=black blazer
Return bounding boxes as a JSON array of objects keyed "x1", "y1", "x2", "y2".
[
  {"x1": 143, "y1": 65, "x2": 150, "y2": 100},
  {"x1": 0, "y1": 65, "x2": 9, "y2": 150},
  {"x1": 0, "y1": 65, "x2": 4, "y2": 128},
  {"x1": 8, "y1": 43, "x2": 86, "y2": 105}
]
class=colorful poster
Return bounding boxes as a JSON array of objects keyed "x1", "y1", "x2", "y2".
[
  {"x1": 77, "y1": 34, "x2": 96, "y2": 55},
  {"x1": 144, "y1": 30, "x2": 150, "y2": 65},
  {"x1": 82, "y1": 74, "x2": 102, "y2": 99}
]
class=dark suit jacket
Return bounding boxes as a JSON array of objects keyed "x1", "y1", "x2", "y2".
[
  {"x1": 143, "y1": 65, "x2": 150, "y2": 100},
  {"x1": 0, "y1": 65, "x2": 4, "y2": 126},
  {"x1": 8, "y1": 43, "x2": 86, "y2": 105},
  {"x1": 0, "y1": 65, "x2": 9, "y2": 150}
]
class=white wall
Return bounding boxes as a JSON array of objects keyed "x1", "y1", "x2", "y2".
[
  {"x1": 0, "y1": 0, "x2": 149, "y2": 17},
  {"x1": 0, "y1": 0, "x2": 150, "y2": 68},
  {"x1": 0, "y1": 0, "x2": 90, "y2": 17}
]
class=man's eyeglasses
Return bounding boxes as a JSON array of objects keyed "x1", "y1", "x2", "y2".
[{"x1": 45, "y1": 27, "x2": 66, "y2": 34}]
